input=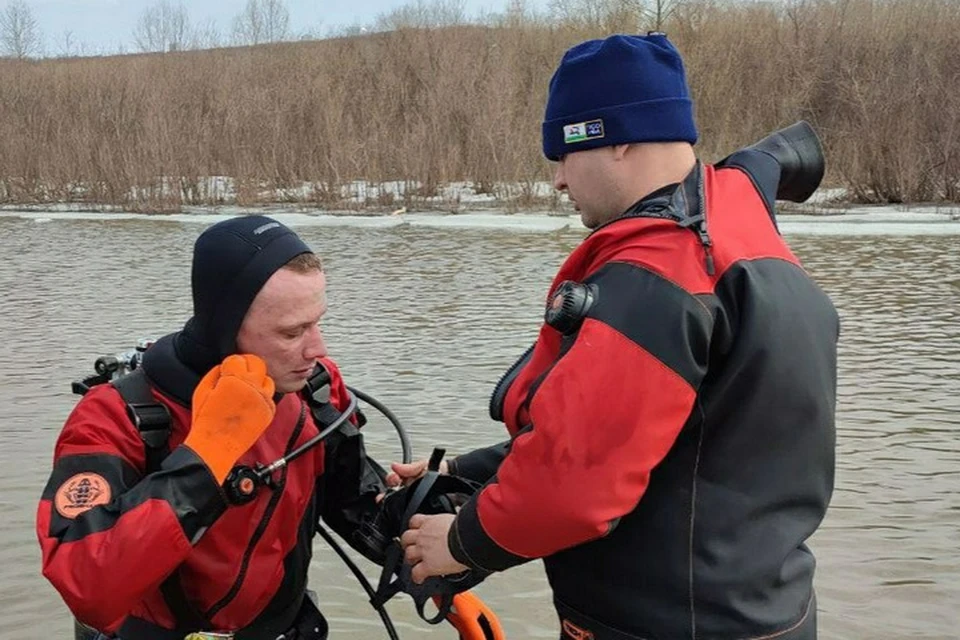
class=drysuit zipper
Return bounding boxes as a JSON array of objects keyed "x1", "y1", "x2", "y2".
[
  {"x1": 489, "y1": 343, "x2": 535, "y2": 422},
  {"x1": 204, "y1": 403, "x2": 308, "y2": 619}
]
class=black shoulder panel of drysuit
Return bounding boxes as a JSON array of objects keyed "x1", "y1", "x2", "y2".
[{"x1": 715, "y1": 148, "x2": 782, "y2": 231}]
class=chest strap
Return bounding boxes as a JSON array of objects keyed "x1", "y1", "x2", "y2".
[
  {"x1": 111, "y1": 369, "x2": 212, "y2": 631},
  {"x1": 111, "y1": 369, "x2": 173, "y2": 475}
]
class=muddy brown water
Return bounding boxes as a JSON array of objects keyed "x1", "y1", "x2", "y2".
[{"x1": 0, "y1": 214, "x2": 956, "y2": 638}]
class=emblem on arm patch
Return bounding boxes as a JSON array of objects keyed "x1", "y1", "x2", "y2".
[
  {"x1": 562, "y1": 619, "x2": 595, "y2": 640},
  {"x1": 54, "y1": 473, "x2": 112, "y2": 519}
]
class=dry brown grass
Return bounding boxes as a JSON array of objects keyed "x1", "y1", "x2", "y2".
[{"x1": 0, "y1": 0, "x2": 955, "y2": 211}]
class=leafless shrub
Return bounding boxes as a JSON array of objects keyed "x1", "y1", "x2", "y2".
[{"x1": 0, "y1": 0, "x2": 954, "y2": 211}]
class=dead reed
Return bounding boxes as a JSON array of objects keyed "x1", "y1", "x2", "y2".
[{"x1": 0, "y1": 0, "x2": 955, "y2": 211}]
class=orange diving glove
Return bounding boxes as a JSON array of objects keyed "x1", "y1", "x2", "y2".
[{"x1": 183, "y1": 354, "x2": 277, "y2": 484}]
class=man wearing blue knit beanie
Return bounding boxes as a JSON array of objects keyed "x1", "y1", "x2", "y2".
[
  {"x1": 541, "y1": 32, "x2": 700, "y2": 229},
  {"x1": 399, "y1": 33, "x2": 836, "y2": 640}
]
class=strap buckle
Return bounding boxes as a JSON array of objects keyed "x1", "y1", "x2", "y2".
[
  {"x1": 125, "y1": 402, "x2": 172, "y2": 448},
  {"x1": 304, "y1": 365, "x2": 332, "y2": 405}
]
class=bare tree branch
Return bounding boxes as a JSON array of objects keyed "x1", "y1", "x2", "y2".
[
  {"x1": 193, "y1": 18, "x2": 222, "y2": 50},
  {"x1": 643, "y1": 0, "x2": 681, "y2": 30},
  {"x1": 374, "y1": 0, "x2": 467, "y2": 30},
  {"x1": 548, "y1": 0, "x2": 680, "y2": 31},
  {"x1": 134, "y1": 0, "x2": 192, "y2": 53},
  {"x1": 57, "y1": 29, "x2": 77, "y2": 57},
  {"x1": 232, "y1": 0, "x2": 290, "y2": 46},
  {"x1": 0, "y1": 0, "x2": 42, "y2": 59}
]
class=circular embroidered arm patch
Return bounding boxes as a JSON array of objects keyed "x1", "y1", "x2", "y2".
[{"x1": 54, "y1": 473, "x2": 112, "y2": 519}]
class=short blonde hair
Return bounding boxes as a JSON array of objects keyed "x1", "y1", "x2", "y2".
[{"x1": 284, "y1": 252, "x2": 323, "y2": 273}]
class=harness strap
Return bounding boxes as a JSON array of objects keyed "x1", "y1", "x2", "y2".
[
  {"x1": 111, "y1": 369, "x2": 212, "y2": 631},
  {"x1": 304, "y1": 364, "x2": 358, "y2": 428},
  {"x1": 112, "y1": 369, "x2": 172, "y2": 475}
]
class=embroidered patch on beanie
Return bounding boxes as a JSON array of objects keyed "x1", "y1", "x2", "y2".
[{"x1": 564, "y1": 119, "x2": 605, "y2": 144}]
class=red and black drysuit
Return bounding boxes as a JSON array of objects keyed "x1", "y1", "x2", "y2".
[
  {"x1": 37, "y1": 335, "x2": 383, "y2": 639},
  {"x1": 447, "y1": 151, "x2": 839, "y2": 640}
]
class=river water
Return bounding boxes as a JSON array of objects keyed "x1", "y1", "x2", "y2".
[{"x1": 0, "y1": 212, "x2": 957, "y2": 639}]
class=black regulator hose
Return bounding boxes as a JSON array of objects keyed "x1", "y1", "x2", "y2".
[
  {"x1": 348, "y1": 385, "x2": 413, "y2": 466},
  {"x1": 317, "y1": 525, "x2": 401, "y2": 640},
  {"x1": 317, "y1": 385, "x2": 413, "y2": 640}
]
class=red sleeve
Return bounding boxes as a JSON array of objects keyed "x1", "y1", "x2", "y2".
[
  {"x1": 36, "y1": 385, "x2": 226, "y2": 632},
  {"x1": 450, "y1": 260, "x2": 714, "y2": 571}
]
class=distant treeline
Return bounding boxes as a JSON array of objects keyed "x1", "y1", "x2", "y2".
[{"x1": 0, "y1": 0, "x2": 956, "y2": 211}]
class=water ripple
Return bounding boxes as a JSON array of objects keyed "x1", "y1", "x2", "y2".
[{"x1": 0, "y1": 220, "x2": 956, "y2": 638}]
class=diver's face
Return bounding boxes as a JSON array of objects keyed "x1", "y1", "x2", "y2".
[
  {"x1": 236, "y1": 267, "x2": 328, "y2": 394},
  {"x1": 553, "y1": 146, "x2": 624, "y2": 229}
]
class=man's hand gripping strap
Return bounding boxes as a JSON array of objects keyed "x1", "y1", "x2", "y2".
[{"x1": 369, "y1": 449, "x2": 491, "y2": 624}]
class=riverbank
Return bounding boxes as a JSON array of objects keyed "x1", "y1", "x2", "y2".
[
  {"x1": 2, "y1": 182, "x2": 959, "y2": 217},
  {"x1": 2, "y1": 0, "x2": 958, "y2": 212},
  {"x1": 2, "y1": 192, "x2": 958, "y2": 236}
]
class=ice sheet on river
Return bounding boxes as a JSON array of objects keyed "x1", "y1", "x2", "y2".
[{"x1": 1, "y1": 204, "x2": 957, "y2": 236}]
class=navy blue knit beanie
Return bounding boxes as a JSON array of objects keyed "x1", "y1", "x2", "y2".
[{"x1": 542, "y1": 33, "x2": 698, "y2": 161}]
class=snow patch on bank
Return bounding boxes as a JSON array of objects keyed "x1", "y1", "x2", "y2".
[{"x1": 2, "y1": 193, "x2": 958, "y2": 236}]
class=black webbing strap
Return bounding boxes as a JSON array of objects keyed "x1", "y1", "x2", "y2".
[
  {"x1": 304, "y1": 364, "x2": 351, "y2": 429},
  {"x1": 111, "y1": 369, "x2": 212, "y2": 631},
  {"x1": 111, "y1": 369, "x2": 172, "y2": 475}
]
